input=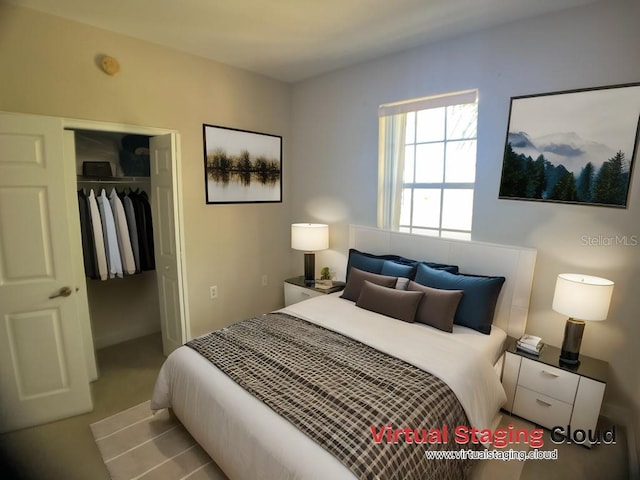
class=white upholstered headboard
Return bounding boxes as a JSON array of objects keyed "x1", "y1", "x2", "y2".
[{"x1": 348, "y1": 225, "x2": 537, "y2": 338}]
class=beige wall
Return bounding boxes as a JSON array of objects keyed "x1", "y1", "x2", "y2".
[
  {"x1": 291, "y1": 0, "x2": 640, "y2": 461},
  {"x1": 2, "y1": 0, "x2": 639, "y2": 465},
  {"x1": 0, "y1": 4, "x2": 292, "y2": 338}
]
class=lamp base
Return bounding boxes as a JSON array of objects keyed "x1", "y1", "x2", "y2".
[
  {"x1": 303, "y1": 252, "x2": 315, "y2": 286},
  {"x1": 560, "y1": 318, "x2": 585, "y2": 365}
]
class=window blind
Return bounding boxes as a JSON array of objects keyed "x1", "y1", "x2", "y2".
[{"x1": 378, "y1": 89, "x2": 477, "y2": 117}]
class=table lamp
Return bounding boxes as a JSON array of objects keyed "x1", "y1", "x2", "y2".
[
  {"x1": 291, "y1": 223, "x2": 329, "y2": 286},
  {"x1": 552, "y1": 273, "x2": 614, "y2": 365}
]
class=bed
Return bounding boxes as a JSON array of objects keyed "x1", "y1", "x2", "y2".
[{"x1": 151, "y1": 225, "x2": 537, "y2": 479}]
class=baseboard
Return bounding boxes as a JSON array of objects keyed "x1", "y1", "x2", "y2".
[{"x1": 601, "y1": 403, "x2": 639, "y2": 480}]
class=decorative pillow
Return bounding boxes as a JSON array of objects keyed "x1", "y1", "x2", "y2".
[
  {"x1": 346, "y1": 248, "x2": 458, "y2": 279},
  {"x1": 417, "y1": 261, "x2": 459, "y2": 274},
  {"x1": 381, "y1": 260, "x2": 416, "y2": 279},
  {"x1": 413, "y1": 263, "x2": 505, "y2": 334},
  {"x1": 356, "y1": 281, "x2": 424, "y2": 323},
  {"x1": 407, "y1": 281, "x2": 463, "y2": 332},
  {"x1": 395, "y1": 277, "x2": 410, "y2": 290},
  {"x1": 341, "y1": 267, "x2": 398, "y2": 302},
  {"x1": 346, "y1": 249, "x2": 402, "y2": 279}
]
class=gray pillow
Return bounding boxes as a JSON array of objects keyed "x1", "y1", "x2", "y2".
[
  {"x1": 408, "y1": 281, "x2": 463, "y2": 332},
  {"x1": 356, "y1": 280, "x2": 424, "y2": 323},
  {"x1": 395, "y1": 277, "x2": 410, "y2": 290},
  {"x1": 341, "y1": 267, "x2": 398, "y2": 302}
]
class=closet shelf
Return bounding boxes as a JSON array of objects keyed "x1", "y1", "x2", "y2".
[{"x1": 77, "y1": 175, "x2": 151, "y2": 184}]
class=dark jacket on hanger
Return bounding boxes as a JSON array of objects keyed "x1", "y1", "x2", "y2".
[
  {"x1": 77, "y1": 189, "x2": 99, "y2": 279},
  {"x1": 128, "y1": 190, "x2": 155, "y2": 271}
]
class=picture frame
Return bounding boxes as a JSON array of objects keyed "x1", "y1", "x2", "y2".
[
  {"x1": 498, "y1": 83, "x2": 640, "y2": 208},
  {"x1": 203, "y1": 124, "x2": 282, "y2": 204}
]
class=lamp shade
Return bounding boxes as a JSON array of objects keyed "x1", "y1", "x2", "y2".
[
  {"x1": 291, "y1": 223, "x2": 329, "y2": 252},
  {"x1": 552, "y1": 273, "x2": 614, "y2": 321}
]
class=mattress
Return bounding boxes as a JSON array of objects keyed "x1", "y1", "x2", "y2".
[
  {"x1": 287, "y1": 292, "x2": 508, "y2": 366},
  {"x1": 151, "y1": 294, "x2": 507, "y2": 480}
]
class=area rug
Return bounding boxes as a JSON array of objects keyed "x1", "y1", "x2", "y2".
[{"x1": 90, "y1": 401, "x2": 227, "y2": 480}]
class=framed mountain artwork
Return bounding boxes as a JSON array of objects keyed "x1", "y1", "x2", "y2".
[{"x1": 499, "y1": 83, "x2": 640, "y2": 208}]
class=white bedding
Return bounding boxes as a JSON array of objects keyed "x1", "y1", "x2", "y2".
[
  {"x1": 290, "y1": 292, "x2": 507, "y2": 366},
  {"x1": 151, "y1": 294, "x2": 507, "y2": 480}
]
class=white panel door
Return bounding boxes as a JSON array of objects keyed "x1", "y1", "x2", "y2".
[
  {"x1": 150, "y1": 134, "x2": 186, "y2": 355},
  {"x1": 0, "y1": 112, "x2": 92, "y2": 432},
  {"x1": 63, "y1": 130, "x2": 98, "y2": 382}
]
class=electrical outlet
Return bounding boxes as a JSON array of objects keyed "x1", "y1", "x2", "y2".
[
  {"x1": 261, "y1": 274, "x2": 268, "y2": 286},
  {"x1": 209, "y1": 285, "x2": 218, "y2": 299}
]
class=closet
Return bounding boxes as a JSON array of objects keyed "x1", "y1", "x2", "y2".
[
  {"x1": 1, "y1": 111, "x2": 187, "y2": 432},
  {"x1": 61, "y1": 121, "x2": 188, "y2": 377},
  {"x1": 71, "y1": 129, "x2": 161, "y2": 351}
]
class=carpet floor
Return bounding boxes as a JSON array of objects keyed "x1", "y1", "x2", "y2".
[{"x1": 90, "y1": 401, "x2": 227, "y2": 480}]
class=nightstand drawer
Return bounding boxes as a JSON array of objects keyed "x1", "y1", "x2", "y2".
[
  {"x1": 284, "y1": 277, "x2": 345, "y2": 307},
  {"x1": 513, "y1": 386, "x2": 573, "y2": 429},
  {"x1": 518, "y1": 358, "x2": 579, "y2": 403},
  {"x1": 284, "y1": 282, "x2": 322, "y2": 306}
]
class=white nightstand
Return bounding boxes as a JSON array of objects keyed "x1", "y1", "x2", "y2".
[
  {"x1": 284, "y1": 276, "x2": 345, "y2": 307},
  {"x1": 502, "y1": 337, "x2": 608, "y2": 448}
]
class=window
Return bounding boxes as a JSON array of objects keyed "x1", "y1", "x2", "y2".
[{"x1": 378, "y1": 90, "x2": 478, "y2": 240}]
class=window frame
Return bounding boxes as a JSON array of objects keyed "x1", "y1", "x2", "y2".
[{"x1": 378, "y1": 90, "x2": 478, "y2": 240}]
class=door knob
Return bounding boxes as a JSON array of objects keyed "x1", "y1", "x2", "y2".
[{"x1": 49, "y1": 286, "x2": 73, "y2": 299}]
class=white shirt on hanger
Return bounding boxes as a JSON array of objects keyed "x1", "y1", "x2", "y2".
[
  {"x1": 87, "y1": 189, "x2": 108, "y2": 280},
  {"x1": 109, "y1": 188, "x2": 136, "y2": 275},
  {"x1": 97, "y1": 188, "x2": 123, "y2": 278}
]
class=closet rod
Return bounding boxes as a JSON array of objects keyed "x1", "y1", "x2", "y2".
[{"x1": 77, "y1": 176, "x2": 150, "y2": 184}]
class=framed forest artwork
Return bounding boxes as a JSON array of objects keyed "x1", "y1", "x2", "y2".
[
  {"x1": 203, "y1": 124, "x2": 282, "y2": 204},
  {"x1": 499, "y1": 83, "x2": 640, "y2": 208}
]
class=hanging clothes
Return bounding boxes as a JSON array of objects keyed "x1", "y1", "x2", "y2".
[
  {"x1": 97, "y1": 188, "x2": 123, "y2": 278},
  {"x1": 87, "y1": 189, "x2": 108, "y2": 280},
  {"x1": 76, "y1": 185, "x2": 155, "y2": 280},
  {"x1": 77, "y1": 189, "x2": 98, "y2": 280},
  {"x1": 120, "y1": 191, "x2": 141, "y2": 273},
  {"x1": 128, "y1": 190, "x2": 155, "y2": 271},
  {"x1": 109, "y1": 188, "x2": 136, "y2": 275}
]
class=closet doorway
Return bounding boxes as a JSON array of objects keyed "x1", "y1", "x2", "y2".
[
  {"x1": 64, "y1": 119, "x2": 189, "y2": 375},
  {"x1": 0, "y1": 112, "x2": 188, "y2": 432}
]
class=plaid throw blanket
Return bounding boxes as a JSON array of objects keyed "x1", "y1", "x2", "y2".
[{"x1": 187, "y1": 312, "x2": 475, "y2": 480}]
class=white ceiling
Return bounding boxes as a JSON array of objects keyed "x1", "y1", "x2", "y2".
[{"x1": 8, "y1": 0, "x2": 599, "y2": 82}]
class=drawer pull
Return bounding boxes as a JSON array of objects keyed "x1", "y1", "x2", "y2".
[
  {"x1": 541, "y1": 370, "x2": 559, "y2": 378},
  {"x1": 536, "y1": 398, "x2": 553, "y2": 407}
]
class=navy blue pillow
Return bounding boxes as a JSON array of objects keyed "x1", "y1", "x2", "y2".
[
  {"x1": 346, "y1": 249, "x2": 458, "y2": 280},
  {"x1": 417, "y1": 261, "x2": 459, "y2": 274},
  {"x1": 346, "y1": 249, "x2": 400, "y2": 279},
  {"x1": 413, "y1": 263, "x2": 505, "y2": 334},
  {"x1": 381, "y1": 260, "x2": 416, "y2": 278}
]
